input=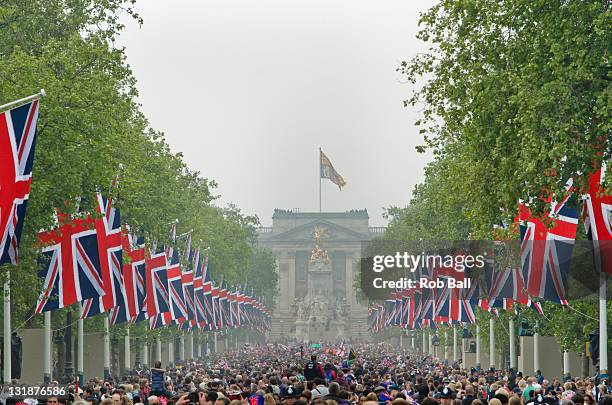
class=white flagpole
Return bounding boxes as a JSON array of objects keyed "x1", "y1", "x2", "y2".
[
  {"x1": 563, "y1": 350, "x2": 571, "y2": 379},
  {"x1": 319, "y1": 147, "x2": 322, "y2": 213},
  {"x1": 509, "y1": 317, "x2": 517, "y2": 369},
  {"x1": 0, "y1": 89, "x2": 45, "y2": 113},
  {"x1": 3, "y1": 273, "x2": 11, "y2": 383},
  {"x1": 78, "y1": 303, "x2": 84, "y2": 384},
  {"x1": 534, "y1": 321, "x2": 540, "y2": 373},
  {"x1": 422, "y1": 330, "x2": 427, "y2": 354},
  {"x1": 489, "y1": 318, "x2": 496, "y2": 369},
  {"x1": 103, "y1": 317, "x2": 110, "y2": 379},
  {"x1": 443, "y1": 330, "x2": 448, "y2": 360},
  {"x1": 179, "y1": 334, "x2": 185, "y2": 361},
  {"x1": 44, "y1": 311, "x2": 52, "y2": 382},
  {"x1": 168, "y1": 339, "x2": 174, "y2": 366},
  {"x1": 124, "y1": 327, "x2": 131, "y2": 374},
  {"x1": 453, "y1": 327, "x2": 458, "y2": 362},
  {"x1": 187, "y1": 332, "x2": 194, "y2": 360},
  {"x1": 599, "y1": 272, "x2": 608, "y2": 378},
  {"x1": 155, "y1": 336, "x2": 162, "y2": 363},
  {"x1": 476, "y1": 325, "x2": 481, "y2": 368},
  {"x1": 143, "y1": 337, "x2": 149, "y2": 368}
]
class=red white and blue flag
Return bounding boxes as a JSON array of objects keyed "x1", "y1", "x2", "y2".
[
  {"x1": 82, "y1": 194, "x2": 125, "y2": 319},
  {"x1": 149, "y1": 312, "x2": 172, "y2": 329},
  {"x1": 218, "y1": 282, "x2": 232, "y2": 329},
  {"x1": 0, "y1": 98, "x2": 40, "y2": 265},
  {"x1": 211, "y1": 283, "x2": 220, "y2": 329},
  {"x1": 518, "y1": 184, "x2": 579, "y2": 304},
  {"x1": 107, "y1": 230, "x2": 146, "y2": 324},
  {"x1": 145, "y1": 248, "x2": 170, "y2": 317},
  {"x1": 36, "y1": 213, "x2": 104, "y2": 313},
  {"x1": 198, "y1": 254, "x2": 217, "y2": 330},
  {"x1": 115, "y1": 230, "x2": 146, "y2": 323},
  {"x1": 487, "y1": 266, "x2": 543, "y2": 314},
  {"x1": 180, "y1": 249, "x2": 197, "y2": 329},
  {"x1": 193, "y1": 251, "x2": 208, "y2": 328},
  {"x1": 582, "y1": 165, "x2": 612, "y2": 275},
  {"x1": 167, "y1": 250, "x2": 188, "y2": 322}
]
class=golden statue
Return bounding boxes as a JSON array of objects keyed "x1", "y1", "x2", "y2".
[{"x1": 309, "y1": 226, "x2": 330, "y2": 264}]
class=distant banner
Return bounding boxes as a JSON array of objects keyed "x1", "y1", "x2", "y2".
[{"x1": 320, "y1": 149, "x2": 346, "y2": 189}]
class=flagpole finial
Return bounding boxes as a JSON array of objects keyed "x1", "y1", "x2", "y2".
[{"x1": 40, "y1": 89, "x2": 46, "y2": 98}]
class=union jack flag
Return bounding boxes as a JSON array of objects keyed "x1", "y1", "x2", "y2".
[
  {"x1": 0, "y1": 98, "x2": 40, "y2": 265},
  {"x1": 193, "y1": 251, "x2": 207, "y2": 328},
  {"x1": 36, "y1": 214, "x2": 103, "y2": 313},
  {"x1": 240, "y1": 287, "x2": 254, "y2": 326},
  {"x1": 400, "y1": 289, "x2": 418, "y2": 328},
  {"x1": 518, "y1": 184, "x2": 579, "y2": 304},
  {"x1": 149, "y1": 312, "x2": 172, "y2": 329},
  {"x1": 167, "y1": 250, "x2": 188, "y2": 322},
  {"x1": 211, "y1": 282, "x2": 220, "y2": 329},
  {"x1": 487, "y1": 266, "x2": 543, "y2": 314},
  {"x1": 383, "y1": 291, "x2": 402, "y2": 327},
  {"x1": 232, "y1": 288, "x2": 243, "y2": 327},
  {"x1": 82, "y1": 194, "x2": 125, "y2": 319},
  {"x1": 218, "y1": 282, "x2": 232, "y2": 329},
  {"x1": 433, "y1": 283, "x2": 452, "y2": 324},
  {"x1": 237, "y1": 288, "x2": 245, "y2": 326},
  {"x1": 415, "y1": 287, "x2": 435, "y2": 325},
  {"x1": 180, "y1": 249, "x2": 196, "y2": 330},
  {"x1": 145, "y1": 248, "x2": 170, "y2": 317},
  {"x1": 582, "y1": 165, "x2": 612, "y2": 274},
  {"x1": 368, "y1": 303, "x2": 383, "y2": 333},
  {"x1": 204, "y1": 260, "x2": 217, "y2": 330},
  {"x1": 122, "y1": 231, "x2": 146, "y2": 322}
]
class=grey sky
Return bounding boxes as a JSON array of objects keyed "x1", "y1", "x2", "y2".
[{"x1": 118, "y1": 0, "x2": 436, "y2": 226}]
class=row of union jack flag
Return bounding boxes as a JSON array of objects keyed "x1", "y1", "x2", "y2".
[
  {"x1": 35, "y1": 193, "x2": 271, "y2": 332},
  {"x1": 368, "y1": 261, "x2": 543, "y2": 333},
  {"x1": 369, "y1": 167, "x2": 611, "y2": 333},
  {"x1": 0, "y1": 95, "x2": 270, "y2": 333}
]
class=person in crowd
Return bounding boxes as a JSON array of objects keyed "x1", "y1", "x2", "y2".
[
  {"x1": 150, "y1": 361, "x2": 166, "y2": 398},
  {"x1": 20, "y1": 341, "x2": 612, "y2": 405},
  {"x1": 305, "y1": 355, "x2": 325, "y2": 382}
]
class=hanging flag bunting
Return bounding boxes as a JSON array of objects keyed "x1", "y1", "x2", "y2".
[{"x1": 0, "y1": 93, "x2": 43, "y2": 265}]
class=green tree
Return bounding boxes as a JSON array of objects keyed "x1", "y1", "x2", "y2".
[
  {"x1": 0, "y1": 0, "x2": 278, "y2": 336},
  {"x1": 399, "y1": 0, "x2": 611, "y2": 236}
]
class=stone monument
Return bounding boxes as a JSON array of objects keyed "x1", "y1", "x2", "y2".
[
  {"x1": 294, "y1": 227, "x2": 349, "y2": 342},
  {"x1": 257, "y1": 209, "x2": 382, "y2": 341}
]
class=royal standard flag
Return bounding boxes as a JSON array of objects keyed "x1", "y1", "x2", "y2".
[{"x1": 320, "y1": 149, "x2": 346, "y2": 190}]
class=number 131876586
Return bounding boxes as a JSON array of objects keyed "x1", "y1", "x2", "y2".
[{"x1": 5, "y1": 386, "x2": 66, "y2": 398}]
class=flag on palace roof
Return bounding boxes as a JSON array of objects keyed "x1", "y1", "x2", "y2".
[{"x1": 320, "y1": 149, "x2": 347, "y2": 190}]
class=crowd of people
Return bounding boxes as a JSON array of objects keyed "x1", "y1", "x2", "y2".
[{"x1": 9, "y1": 342, "x2": 611, "y2": 405}]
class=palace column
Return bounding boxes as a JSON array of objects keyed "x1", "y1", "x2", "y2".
[
  {"x1": 275, "y1": 251, "x2": 296, "y2": 339},
  {"x1": 278, "y1": 251, "x2": 296, "y2": 310},
  {"x1": 287, "y1": 251, "x2": 296, "y2": 306},
  {"x1": 345, "y1": 253, "x2": 355, "y2": 307},
  {"x1": 277, "y1": 254, "x2": 289, "y2": 310}
]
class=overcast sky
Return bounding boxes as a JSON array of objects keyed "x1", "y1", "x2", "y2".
[{"x1": 118, "y1": 0, "x2": 437, "y2": 227}]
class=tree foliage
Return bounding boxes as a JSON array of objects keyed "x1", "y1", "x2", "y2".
[
  {"x1": 398, "y1": 0, "x2": 611, "y2": 236},
  {"x1": 0, "y1": 0, "x2": 277, "y2": 332},
  {"x1": 386, "y1": 0, "x2": 610, "y2": 355}
]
